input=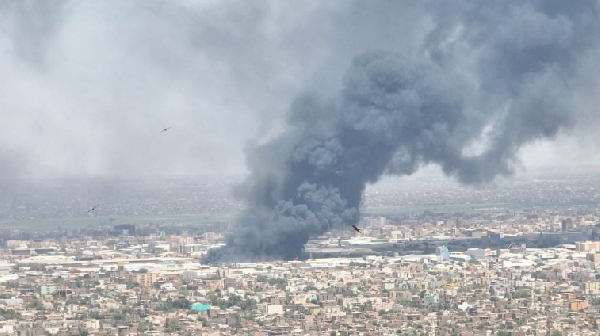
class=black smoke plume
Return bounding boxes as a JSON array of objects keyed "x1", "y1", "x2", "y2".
[{"x1": 205, "y1": 1, "x2": 600, "y2": 262}]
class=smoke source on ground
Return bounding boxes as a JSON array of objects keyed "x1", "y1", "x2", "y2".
[{"x1": 203, "y1": 1, "x2": 600, "y2": 262}]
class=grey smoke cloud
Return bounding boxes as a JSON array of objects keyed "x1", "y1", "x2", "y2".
[
  {"x1": 0, "y1": 0, "x2": 67, "y2": 67},
  {"x1": 1, "y1": 1, "x2": 600, "y2": 261},
  {"x1": 2, "y1": 1, "x2": 599, "y2": 181},
  {"x1": 207, "y1": 0, "x2": 600, "y2": 262},
  {"x1": 0, "y1": 1, "x2": 337, "y2": 179}
]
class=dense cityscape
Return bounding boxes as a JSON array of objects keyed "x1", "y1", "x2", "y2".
[
  {"x1": 3, "y1": 1, "x2": 600, "y2": 335},
  {"x1": 1, "y1": 170, "x2": 600, "y2": 335}
]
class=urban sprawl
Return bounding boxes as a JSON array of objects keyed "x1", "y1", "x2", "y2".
[{"x1": 1, "y1": 170, "x2": 600, "y2": 336}]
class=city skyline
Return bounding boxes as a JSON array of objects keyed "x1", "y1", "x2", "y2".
[{"x1": 2, "y1": 1, "x2": 600, "y2": 334}]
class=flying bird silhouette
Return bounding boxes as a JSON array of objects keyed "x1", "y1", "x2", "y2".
[
  {"x1": 87, "y1": 204, "x2": 100, "y2": 213},
  {"x1": 352, "y1": 225, "x2": 361, "y2": 233},
  {"x1": 160, "y1": 127, "x2": 171, "y2": 133}
]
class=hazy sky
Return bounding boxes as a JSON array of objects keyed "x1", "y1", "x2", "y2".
[{"x1": 1, "y1": 0, "x2": 599, "y2": 180}]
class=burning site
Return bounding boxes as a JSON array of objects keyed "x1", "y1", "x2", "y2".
[{"x1": 205, "y1": 1, "x2": 600, "y2": 263}]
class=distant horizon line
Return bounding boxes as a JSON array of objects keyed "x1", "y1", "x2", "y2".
[{"x1": 2, "y1": 164, "x2": 600, "y2": 182}]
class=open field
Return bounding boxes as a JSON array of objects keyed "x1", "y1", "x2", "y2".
[
  {"x1": 361, "y1": 202, "x2": 515, "y2": 216},
  {"x1": 362, "y1": 201, "x2": 593, "y2": 217},
  {"x1": 0, "y1": 213, "x2": 233, "y2": 231},
  {"x1": 0, "y1": 201, "x2": 590, "y2": 231}
]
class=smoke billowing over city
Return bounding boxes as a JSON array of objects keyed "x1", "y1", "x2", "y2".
[
  {"x1": 206, "y1": 1, "x2": 600, "y2": 262},
  {"x1": 6, "y1": 2, "x2": 600, "y2": 334},
  {"x1": 2, "y1": 1, "x2": 600, "y2": 263}
]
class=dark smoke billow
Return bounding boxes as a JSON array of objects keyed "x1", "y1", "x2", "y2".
[{"x1": 205, "y1": 1, "x2": 600, "y2": 262}]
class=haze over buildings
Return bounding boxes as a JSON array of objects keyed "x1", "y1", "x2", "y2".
[
  {"x1": 1, "y1": 172, "x2": 600, "y2": 335},
  {"x1": 5, "y1": 2, "x2": 600, "y2": 335},
  {"x1": 3, "y1": 0, "x2": 600, "y2": 300}
]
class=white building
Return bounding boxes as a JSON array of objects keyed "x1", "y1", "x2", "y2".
[
  {"x1": 40, "y1": 284, "x2": 57, "y2": 295},
  {"x1": 262, "y1": 304, "x2": 283, "y2": 315},
  {"x1": 467, "y1": 248, "x2": 485, "y2": 260},
  {"x1": 2, "y1": 297, "x2": 23, "y2": 307}
]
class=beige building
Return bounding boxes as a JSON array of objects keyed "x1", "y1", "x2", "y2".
[
  {"x1": 261, "y1": 304, "x2": 283, "y2": 315},
  {"x1": 587, "y1": 252, "x2": 600, "y2": 262},
  {"x1": 126, "y1": 272, "x2": 158, "y2": 287},
  {"x1": 569, "y1": 300, "x2": 589, "y2": 312},
  {"x1": 576, "y1": 241, "x2": 600, "y2": 252},
  {"x1": 584, "y1": 282, "x2": 600, "y2": 295}
]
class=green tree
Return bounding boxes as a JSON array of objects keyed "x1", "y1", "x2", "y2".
[
  {"x1": 0, "y1": 308, "x2": 21, "y2": 319},
  {"x1": 170, "y1": 298, "x2": 192, "y2": 310},
  {"x1": 165, "y1": 318, "x2": 180, "y2": 333},
  {"x1": 27, "y1": 298, "x2": 44, "y2": 310}
]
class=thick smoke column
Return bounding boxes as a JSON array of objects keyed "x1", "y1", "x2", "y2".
[{"x1": 206, "y1": 1, "x2": 600, "y2": 262}]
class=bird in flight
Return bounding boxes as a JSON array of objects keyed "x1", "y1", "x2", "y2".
[
  {"x1": 352, "y1": 225, "x2": 361, "y2": 233},
  {"x1": 87, "y1": 204, "x2": 100, "y2": 213},
  {"x1": 160, "y1": 127, "x2": 171, "y2": 133}
]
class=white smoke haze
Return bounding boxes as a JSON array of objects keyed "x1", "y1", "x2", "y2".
[
  {"x1": 1, "y1": 1, "x2": 600, "y2": 261},
  {"x1": 0, "y1": 1, "x2": 339, "y2": 178}
]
